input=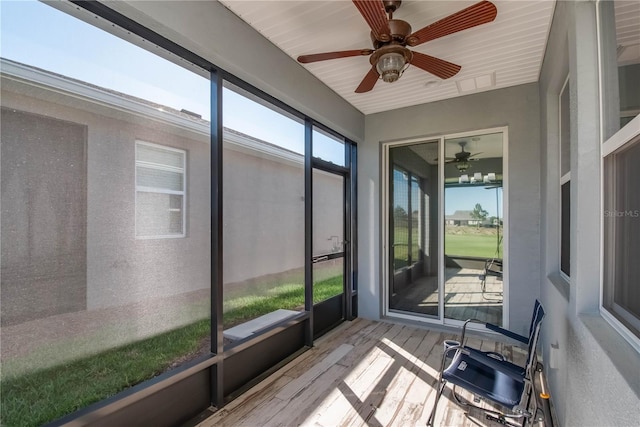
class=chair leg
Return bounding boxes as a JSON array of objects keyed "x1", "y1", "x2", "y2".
[
  {"x1": 427, "y1": 380, "x2": 447, "y2": 426},
  {"x1": 450, "y1": 385, "x2": 529, "y2": 426},
  {"x1": 451, "y1": 385, "x2": 470, "y2": 407}
]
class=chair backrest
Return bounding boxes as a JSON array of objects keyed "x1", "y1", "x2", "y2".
[
  {"x1": 524, "y1": 300, "x2": 545, "y2": 370},
  {"x1": 527, "y1": 299, "x2": 542, "y2": 340}
]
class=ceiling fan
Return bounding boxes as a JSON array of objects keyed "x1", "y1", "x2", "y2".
[
  {"x1": 296, "y1": 0, "x2": 498, "y2": 93},
  {"x1": 448, "y1": 141, "x2": 482, "y2": 163},
  {"x1": 447, "y1": 141, "x2": 482, "y2": 172}
]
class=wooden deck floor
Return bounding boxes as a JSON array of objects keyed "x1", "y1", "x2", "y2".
[
  {"x1": 390, "y1": 268, "x2": 503, "y2": 325},
  {"x1": 198, "y1": 318, "x2": 529, "y2": 427}
]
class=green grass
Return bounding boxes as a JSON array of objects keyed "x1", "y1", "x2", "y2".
[
  {"x1": 223, "y1": 275, "x2": 343, "y2": 327},
  {"x1": 392, "y1": 225, "x2": 420, "y2": 269},
  {"x1": 0, "y1": 319, "x2": 210, "y2": 427},
  {"x1": 445, "y1": 233, "x2": 502, "y2": 258},
  {"x1": 392, "y1": 223, "x2": 502, "y2": 266},
  {"x1": 1, "y1": 276, "x2": 343, "y2": 427}
]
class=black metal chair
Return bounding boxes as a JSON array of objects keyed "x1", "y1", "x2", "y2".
[
  {"x1": 479, "y1": 257, "x2": 503, "y2": 296},
  {"x1": 427, "y1": 300, "x2": 545, "y2": 426}
]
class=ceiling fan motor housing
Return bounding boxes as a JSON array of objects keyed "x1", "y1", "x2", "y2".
[{"x1": 371, "y1": 19, "x2": 412, "y2": 48}]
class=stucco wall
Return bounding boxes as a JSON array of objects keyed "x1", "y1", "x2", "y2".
[
  {"x1": 2, "y1": 74, "x2": 343, "y2": 315},
  {"x1": 222, "y1": 147, "x2": 304, "y2": 285},
  {"x1": 1, "y1": 79, "x2": 211, "y2": 311},
  {"x1": 359, "y1": 82, "x2": 541, "y2": 334},
  {"x1": 539, "y1": 1, "x2": 640, "y2": 425},
  {"x1": 1, "y1": 108, "x2": 88, "y2": 325},
  {"x1": 222, "y1": 147, "x2": 344, "y2": 285}
]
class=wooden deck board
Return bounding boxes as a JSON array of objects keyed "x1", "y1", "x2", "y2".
[
  {"x1": 198, "y1": 319, "x2": 537, "y2": 427},
  {"x1": 391, "y1": 268, "x2": 503, "y2": 325}
]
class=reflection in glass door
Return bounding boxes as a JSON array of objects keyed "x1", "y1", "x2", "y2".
[
  {"x1": 444, "y1": 132, "x2": 503, "y2": 325},
  {"x1": 388, "y1": 141, "x2": 440, "y2": 317}
]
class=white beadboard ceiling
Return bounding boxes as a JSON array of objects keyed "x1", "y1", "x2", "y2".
[
  {"x1": 219, "y1": 0, "x2": 556, "y2": 115},
  {"x1": 616, "y1": 1, "x2": 640, "y2": 66}
]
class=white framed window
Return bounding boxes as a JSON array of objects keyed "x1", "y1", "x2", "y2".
[
  {"x1": 559, "y1": 75, "x2": 571, "y2": 280},
  {"x1": 135, "y1": 141, "x2": 186, "y2": 238},
  {"x1": 602, "y1": 123, "x2": 640, "y2": 345},
  {"x1": 598, "y1": 0, "x2": 640, "y2": 349}
]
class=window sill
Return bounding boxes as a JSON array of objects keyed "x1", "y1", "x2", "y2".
[{"x1": 547, "y1": 272, "x2": 570, "y2": 301}]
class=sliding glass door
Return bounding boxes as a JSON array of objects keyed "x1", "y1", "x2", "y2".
[
  {"x1": 387, "y1": 140, "x2": 440, "y2": 318},
  {"x1": 384, "y1": 129, "x2": 506, "y2": 327},
  {"x1": 443, "y1": 132, "x2": 504, "y2": 326}
]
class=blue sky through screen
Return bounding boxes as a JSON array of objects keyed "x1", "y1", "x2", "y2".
[
  {"x1": 222, "y1": 87, "x2": 305, "y2": 154},
  {"x1": 1, "y1": 0, "x2": 211, "y2": 120},
  {"x1": 1, "y1": 0, "x2": 340, "y2": 157}
]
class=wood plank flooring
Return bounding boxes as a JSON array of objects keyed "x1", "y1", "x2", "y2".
[
  {"x1": 198, "y1": 319, "x2": 529, "y2": 427},
  {"x1": 390, "y1": 268, "x2": 503, "y2": 325}
]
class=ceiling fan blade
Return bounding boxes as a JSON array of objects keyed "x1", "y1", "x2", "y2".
[
  {"x1": 410, "y1": 51, "x2": 461, "y2": 79},
  {"x1": 297, "y1": 49, "x2": 374, "y2": 64},
  {"x1": 352, "y1": 0, "x2": 391, "y2": 42},
  {"x1": 406, "y1": 1, "x2": 497, "y2": 47},
  {"x1": 355, "y1": 68, "x2": 380, "y2": 93}
]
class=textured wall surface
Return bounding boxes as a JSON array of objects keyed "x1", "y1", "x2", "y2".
[
  {"x1": 1, "y1": 108, "x2": 87, "y2": 325},
  {"x1": 1, "y1": 81, "x2": 211, "y2": 313}
]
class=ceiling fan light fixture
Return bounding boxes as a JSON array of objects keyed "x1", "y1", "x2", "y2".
[
  {"x1": 376, "y1": 52, "x2": 406, "y2": 83},
  {"x1": 455, "y1": 160, "x2": 470, "y2": 172}
]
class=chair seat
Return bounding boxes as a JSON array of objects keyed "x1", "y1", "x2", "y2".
[
  {"x1": 443, "y1": 350, "x2": 525, "y2": 408},
  {"x1": 427, "y1": 299, "x2": 545, "y2": 427}
]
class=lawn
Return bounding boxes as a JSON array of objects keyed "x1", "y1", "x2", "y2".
[
  {"x1": 445, "y1": 233, "x2": 502, "y2": 259},
  {"x1": 0, "y1": 319, "x2": 210, "y2": 427},
  {"x1": 392, "y1": 224, "x2": 421, "y2": 269},
  {"x1": 223, "y1": 274, "x2": 343, "y2": 327},
  {"x1": 0, "y1": 275, "x2": 343, "y2": 427},
  {"x1": 392, "y1": 224, "x2": 502, "y2": 266}
]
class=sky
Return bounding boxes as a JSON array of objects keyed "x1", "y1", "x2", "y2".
[
  {"x1": 445, "y1": 186, "x2": 502, "y2": 218},
  {"x1": 0, "y1": 0, "x2": 343, "y2": 164},
  {"x1": 1, "y1": 1, "x2": 211, "y2": 119}
]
